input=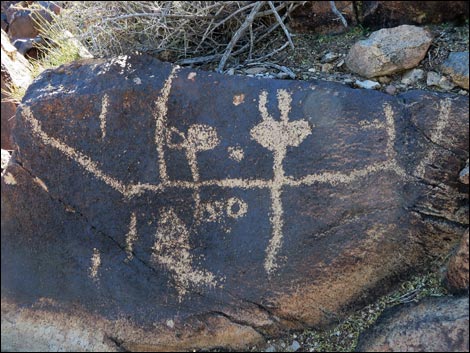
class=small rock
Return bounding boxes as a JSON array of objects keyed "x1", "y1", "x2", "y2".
[
  {"x1": 226, "y1": 68, "x2": 235, "y2": 75},
  {"x1": 459, "y1": 161, "x2": 469, "y2": 184},
  {"x1": 291, "y1": 340, "x2": 301, "y2": 351},
  {"x1": 438, "y1": 76, "x2": 456, "y2": 91},
  {"x1": 441, "y1": 52, "x2": 469, "y2": 89},
  {"x1": 308, "y1": 68, "x2": 316, "y2": 73},
  {"x1": 321, "y1": 63, "x2": 334, "y2": 73},
  {"x1": 265, "y1": 345, "x2": 276, "y2": 352},
  {"x1": 458, "y1": 90, "x2": 468, "y2": 96},
  {"x1": 378, "y1": 76, "x2": 392, "y2": 84},
  {"x1": 276, "y1": 72, "x2": 290, "y2": 79},
  {"x1": 426, "y1": 71, "x2": 441, "y2": 87},
  {"x1": 446, "y1": 229, "x2": 469, "y2": 293},
  {"x1": 346, "y1": 25, "x2": 433, "y2": 77},
  {"x1": 385, "y1": 85, "x2": 397, "y2": 95},
  {"x1": 1, "y1": 29, "x2": 33, "y2": 150},
  {"x1": 321, "y1": 52, "x2": 339, "y2": 63},
  {"x1": 355, "y1": 79, "x2": 380, "y2": 90},
  {"x1": 401, "y1": 68, "x2": 424, "y2": 85},
  {"x1": 336, "y1": 59, "x2": 345, "y2": 68},
  {"x1": 245, "y1": 67, "x2": 267, "y2": 75}
]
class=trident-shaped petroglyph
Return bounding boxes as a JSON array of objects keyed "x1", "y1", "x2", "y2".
[{"x1": 250, "y1": 89, "x2": 312, "y2": 274}]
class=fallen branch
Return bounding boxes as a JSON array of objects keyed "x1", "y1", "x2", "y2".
[
  {"x1": 217, "y1": 1, "x2": 266, "y2": 73},
  {"x1": 329, "y1": 1, "x2": 348, "y2": 28},
  {"x1": 267, "y1": 1, "x2": 294, "y2": 50}
]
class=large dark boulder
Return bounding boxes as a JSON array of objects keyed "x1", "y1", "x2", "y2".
[
  {"x1": 1, "y1": 54, "x2": 469, "y2": 351},
  {"x1": 356, "y1": 296, "x2": 469, "y2": 352}
]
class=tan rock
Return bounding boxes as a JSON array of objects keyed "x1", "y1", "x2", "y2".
[
  {"x1": 1, "y1": 29, "x2": 32, "y2": 149},
  {"x1": 346, "y1": 25, "x2": 433, "y2": 78},
  {"x1": 446, "y1": 229, "x2": 469, "y2": 293},
  {"x1": 459, "y1": 161, "x2": 469, "y2": 184},
  {"x1": 442, "y1": 52, "x2": 469, "y2": 90}
]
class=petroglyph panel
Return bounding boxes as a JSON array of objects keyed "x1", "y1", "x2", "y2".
[{"x1": 2, "y1": 55, "x2": 468, "y2": 351}]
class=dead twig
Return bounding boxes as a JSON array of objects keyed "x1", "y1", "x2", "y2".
[
  {"x1": 267, "y1": 1, "x2": 294, "y2": 50},
  {"x1": 217, "y1": 1, "x2": 266, "y2": 73},
  {"x1": 329, "y1": 1, "x2": 348, "y2": 28}
]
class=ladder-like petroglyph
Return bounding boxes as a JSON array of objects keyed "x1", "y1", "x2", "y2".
[
  {"x1": 21, "y1": 67, "x2": 415, "y2": 297},
  {"x1": 166, "y1": 123, "x2": 220, "y2": 223}
]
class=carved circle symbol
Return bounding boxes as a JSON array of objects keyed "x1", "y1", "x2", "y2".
[{"x1": 226, "y1": 197, "x2": 248, "y2": 219}]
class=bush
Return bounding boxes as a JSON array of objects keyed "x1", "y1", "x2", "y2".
[{"x1": 52, "y1": 1, "x2": 305, "y2": 70}]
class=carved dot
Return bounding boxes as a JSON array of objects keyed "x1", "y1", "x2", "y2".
[
  {"x1": 233, "y1": 94, "x2": 245, "y2": 106},
  {"x1": 226, "y1": 197, "x2": 248, "y2": 219},
  {"x1": 228, "y1": 146, "x2": 244, "y2": 162}
]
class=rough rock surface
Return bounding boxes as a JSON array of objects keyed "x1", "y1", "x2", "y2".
[
  {"x1": 289, "y1": 1, "x2": 469, "y2": 34},
  {"x1": 1, "y1": 28, "x2": 32, "y2": 149},
  {"x1": 460, "y1": 161, "x2": 469, "y2": 184},
  {"x1": 289, "y1": 1, "x2": 356, "y2": 34},
  {"x1": 1, "y1": 55, "x2": 469, "y2": 351},
  {"x1": 360, "y1": 1, "x2": 469, "y2": 29},
  {"x1": 446, "y1": 229, "x2": 469, "y2": 293},
  {"x1": 346, "y1": 25, "x2": 433, "y2": 78},
  {"x1": 5, "y1": 1, "x2": 60, "y2": 41},
  {"x1": 441, "y1": 52, "x2": 469, "y2": 90},
  {"x1": 356, "y1": 296, "x2": 469, "y2": 352}
]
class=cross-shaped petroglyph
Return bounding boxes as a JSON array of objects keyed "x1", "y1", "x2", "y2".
[{"x1": 21, "y1": 66, "x2": 426, "y2": 298}]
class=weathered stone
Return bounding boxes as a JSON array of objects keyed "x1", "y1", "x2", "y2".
[
  {"x1": 1, "y1": 29, "x2": 32, "y2": 149},
  {"x1": 378, "y1": 76, "x2": 392, "y2": 84},
  {"x1": 385, "y1": 85, "x2": 397, "y2": 95},
  {"x1": 346, "y1": 25, "x2": 433, "y2": 78},
  {"x1": 355, "y1": 79, "x2": 380, "y2": 89},
  {"x1": 442, "y1": 52, "x2": 469, "y2": 90},
  {"x1": 460, "y1": 161, "x2": 469, "y2": 184},
  {"x1": 1, "y1": 55, "x2": 469, "y2": 351},
  {"x1": 6, "y1": 1, "x2": 60, "y2": 40},
  {"x1": 401, "y1": 69, "x2": 424, "y2": 85},
  {"x1": 289, "y1": 1, "x2": 356, "y2": 34},
  {"x1": 438, "y1": 76, "x2": 456, "y2": 91},
  {"x1": 426, "y1": 71, "x2": 441, "y2": 87},
  {"x1": 356, "y1": 296, "x2": 469, "y2": 352},
  {"x1": 320, "y1": 52, "x2": 339, "y2": 64},
  {"x1": 290, "y1": 340, "x2": 301, "y2": 351},
  {"x1": 360, "y1": 1, "x2": 469, "y2": 29},
  {"x1": 446, "y1": 229, "x2": 469, "y2": 293}
]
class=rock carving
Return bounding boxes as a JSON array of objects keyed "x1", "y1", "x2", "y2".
[{"x1": 19, "y1": 67, "x2": 456, "y2": 297}]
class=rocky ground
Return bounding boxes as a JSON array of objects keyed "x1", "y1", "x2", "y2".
[{"x1": 201, "y1": 21, "x2": 469, "y2": 97}]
